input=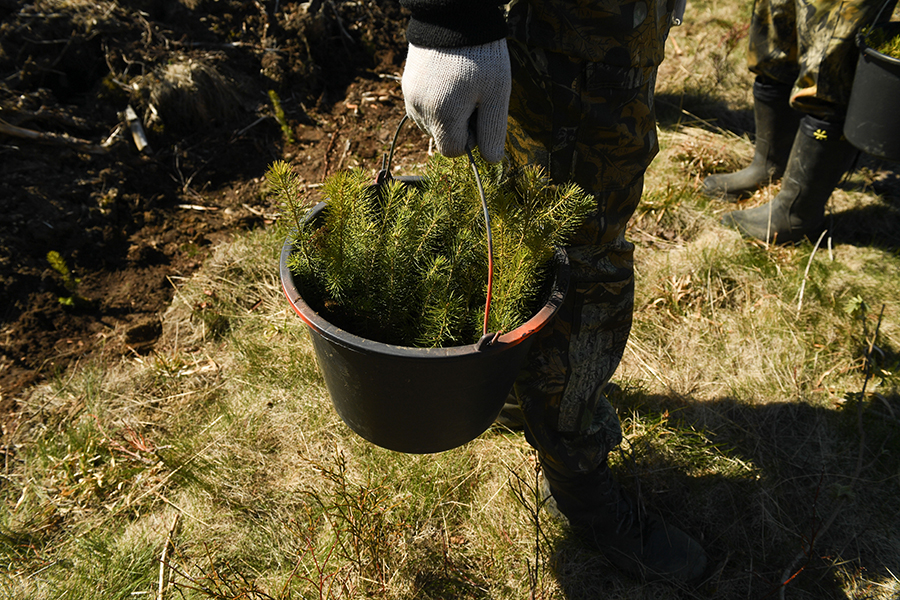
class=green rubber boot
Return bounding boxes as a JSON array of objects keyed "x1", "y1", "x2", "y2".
[
  {"x1": 541, "y1": 458, "x2": 708, "y2": 583},
  {"x1": 703, "y1": 77, "x2": 800, "y2": 200},
  {"x1": 720, "y1": 115, "x2": 856, "y2": 244}
]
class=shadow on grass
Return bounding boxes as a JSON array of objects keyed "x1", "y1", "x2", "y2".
[
  {"x1": 655, "y1": 92, "x2": 755, "y2": 137},
  {"x1": 519, "y1": 390, "x2": 900, "y2": 599},
  {"x1": 825, "y1": 204, "x2": 900, "y2": 251},
  {"x1": 826, "y1": 156, "x2": 900, "y2": 250}
]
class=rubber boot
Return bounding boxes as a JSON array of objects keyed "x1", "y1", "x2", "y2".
[
  {"x1": 702, "y1": 77, "x2": 800, "y2": 200},
  {"x1": 541, "y1": 458, "x2": 708, "y2": 583},
  {"x1": 720, "y1": 115, "x2": 856, "y2": 244}
]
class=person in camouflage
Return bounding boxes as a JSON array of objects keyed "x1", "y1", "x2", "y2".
[
  {"x1": 706, "y1": 0, "x2": 895, "y2": 243},
  {"x1": 400, "y1": 0, "x2": 707, "y2": 583}
]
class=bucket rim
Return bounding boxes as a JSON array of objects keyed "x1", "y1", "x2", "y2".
[
  {"x1": 857, "y1": 22, "x2": 900, "y2": 67},
  {"x1": 279, "y1": 235, "x2": 569, "y2": 359}
]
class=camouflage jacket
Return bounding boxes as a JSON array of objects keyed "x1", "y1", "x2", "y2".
[{"x1": 401, "y1": 0, "x2": 674, "y2": 67}]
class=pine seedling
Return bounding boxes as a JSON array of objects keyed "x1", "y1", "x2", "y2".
[
  {"x1": 484, "y1": 164, "x2": 594, "y2": 333},
  {"x1": 272, "y1": 152, "x2": 594, "y2": 348},
  {"x1": 266, "y1": 160, "x2": 308, "y2": 234},
  {"x1": 863, "y1": 25, "x2": 900, "y2": 59}
]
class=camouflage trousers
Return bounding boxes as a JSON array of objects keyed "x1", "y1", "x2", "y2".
[
  {"x1": 749, "y1": 0, "x2": 892, "y2": 119},
  {"x1": 505, "y1": 37, "x2": 661, "y2": 474}
]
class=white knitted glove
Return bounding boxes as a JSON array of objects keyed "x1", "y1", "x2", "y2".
[{"x1": 401, "y1": 40, "x2": 511, "y2": 163}]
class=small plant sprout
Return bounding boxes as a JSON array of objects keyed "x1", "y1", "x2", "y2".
[
  {"x1": 46, "y1": 250, "x2": 92, "y2": 308},
  {"x1": 266, "y1": 159, "x2": 310, "y2": 234},
  {"x1": 268, "y1": 89, "x2": 295, "y2": 144}
]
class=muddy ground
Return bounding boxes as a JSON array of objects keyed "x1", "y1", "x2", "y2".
[{"x1": 0, "y1": 0, "x2": 434, "y2": 416}]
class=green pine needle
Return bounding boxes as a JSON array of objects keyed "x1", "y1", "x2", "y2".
[{"x1": 271, "y1": 153, "x2": 594, "y2": 347}]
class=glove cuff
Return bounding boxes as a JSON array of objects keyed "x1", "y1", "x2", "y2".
[{"x1": 404, "y1": 1, "x2": 507, "y2": 48}]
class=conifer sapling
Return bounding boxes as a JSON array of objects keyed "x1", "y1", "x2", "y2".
[{"x1": 269, "y1": 153, "x2": 594, "y2": 348}]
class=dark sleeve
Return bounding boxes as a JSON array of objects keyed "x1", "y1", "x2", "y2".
[{"x1": 400, "y1": 0, "x2": 507, "y2": 48}]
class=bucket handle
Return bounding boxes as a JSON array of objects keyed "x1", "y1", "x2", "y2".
[
  {"x1": 867, "y1": 0, "x2": 897, "y2": 30},
  {"x1": 375, "y1": 115, "x2": 500, "y2": 347},
  {"x1": 465, "y1": 146, "x2": 497, "y2": 345}
]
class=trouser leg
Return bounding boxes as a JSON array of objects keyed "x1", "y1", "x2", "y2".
[
  {"x1": 514, "y1": 188, "x2": 638, "y2": 475},
  {"x1": 749, "y1": 0, "x2": 891, "y2": 120},
  {"x1": 702, "y1": 76, "x2": 800, "y2": 199},
  {"x1": 506, "y1": 40, "x2": 651, "y2": 474},
  {"x1": 504, "y1": 38, "x2": 708, "y2": 583}
]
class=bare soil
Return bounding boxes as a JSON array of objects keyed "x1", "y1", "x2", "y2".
[{"x1": 0, "y1": 0, "x2": 430, "y2": 414}]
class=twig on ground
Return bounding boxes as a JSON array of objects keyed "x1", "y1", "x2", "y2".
[
  {"x1": 177, "y1": 204, "x2": 219, "y2": 211},
  {"x1": 320, "y1": 131, "x2": 338, "y2": 181},
  {"x1": 797, "y1": 229, "x2": 827, "y2": 314},
  {"x1": 253, "y1": 0, "x2": 271, "y2": 41},
  {"x1": 151, "y1": 490, "x2": 212, "y2": 527},
  {"x1": 157, "y1": 513, "x2": 180, "y2": 600},
  {"x1": 4, "y1": 106, "x2": 91, "y2": 131},
  {"x1": 335, "y1": 137, "x2": 351, "y2": 172},
  {"x1": 124, "y1": 105, "x2": 151, "y2": 154},
  {"x1": 506, "y1": 453, "x2": 554, "y2": 599},
  {"x1": 327, "y1": 0, "x2": 355, "y2": 47},
  {"x1": 172, "y1": 143, "x2": 213, "y2": 199},
  {"x1": 234, "y1": 115, "x2": 268, "y2": 138},
  {"x1": 0, "y1": 119, "x2": 108, "y2": 154},
  {"x1": 102, "y1": 123, "x2": 125, "y2": 148}
]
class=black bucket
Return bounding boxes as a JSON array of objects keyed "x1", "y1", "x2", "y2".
[
  {"x1": 844, "y1": 22, "x2": 900, "y2": 162},
  {"x1": 280, "y1": 203, "x2": 569, "y2": 454}
]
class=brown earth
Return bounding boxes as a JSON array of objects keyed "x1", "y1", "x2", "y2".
[{"x1": 0, "y1": 0, "x2": 432, "y2": 416}]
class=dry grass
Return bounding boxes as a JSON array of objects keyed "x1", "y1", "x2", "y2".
[
  {"x1": 3, "y1": 0, "x2": 900, "y2": 598},
  {"x1": 619, "y1": 101, "x2": 900, "y2": 599}
]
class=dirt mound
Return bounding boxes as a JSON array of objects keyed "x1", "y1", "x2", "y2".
[{"x1": 0, "y1": 0, "x2": 424, "y2": 409}]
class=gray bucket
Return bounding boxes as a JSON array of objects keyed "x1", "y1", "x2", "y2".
[{"x1": 844, "y1": 22, "x2": 900, "y2": 162}]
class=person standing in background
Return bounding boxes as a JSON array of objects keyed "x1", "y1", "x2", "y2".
[{"x1": 706, "y1": 0, "x2": 896, "y2": 243}]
